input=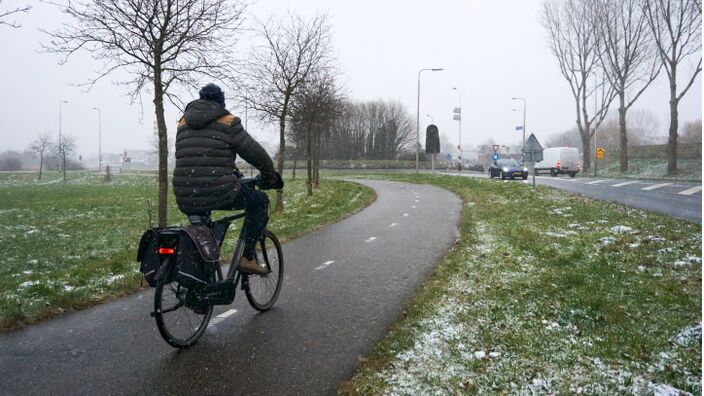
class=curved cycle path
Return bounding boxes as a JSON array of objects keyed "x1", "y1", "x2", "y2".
[{"x1": 0, "y1": 179, "x2": 461, "y2": 395}]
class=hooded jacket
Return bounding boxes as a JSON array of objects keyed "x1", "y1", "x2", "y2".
[{"x1": 172, "y1": 99, "x2": 276, "y2": 215}]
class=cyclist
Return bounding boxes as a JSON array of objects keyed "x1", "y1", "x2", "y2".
[{"x1": 172, "y1": 83, "x2": 283, "y2": 275}]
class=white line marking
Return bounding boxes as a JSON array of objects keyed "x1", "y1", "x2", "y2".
[
  {"x1": 585, "y1": 179, "x2": 609, "y2": 185},
  {"x1": 217, "y1": 309, "x2": 238, "y2": 319},
  {"x1": 389, "y1": 222, "x2": 397, "y2": 227},
  {"x1": 365, "y1": 237, "x2": 377, "y2": 243},
  {"x1": 678, "y1": 186, "x2": 702, "y2": 196},
  {"x1": 642, "y1": 183, "x2": 672, "y2": 191},
  {"x1": 314, "y1": 260, "x2": 335, "y2": 270},
  {"x1": 612, "y1": 181, "x2": 639, "y2": 187},
  {"x1": 403, "y1": 213, "x2": 409, "y2": 217}
]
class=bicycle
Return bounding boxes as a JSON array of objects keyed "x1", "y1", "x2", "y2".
[{"x1": 150, "y1": 178, "x2": 284, "y2": 348}]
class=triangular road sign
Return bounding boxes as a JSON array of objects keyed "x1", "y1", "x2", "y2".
[{"x1": 522, "y1": 133, "x2": 543, "y2": 153}]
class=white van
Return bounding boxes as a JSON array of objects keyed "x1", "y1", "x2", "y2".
[{"x1": 534, "y1": 147, "x2": 581, "y2": 177}]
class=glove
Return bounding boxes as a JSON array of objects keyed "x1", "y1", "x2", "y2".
[{"x1": 258, "y1": 171, "x2": 284, "y2": 190}]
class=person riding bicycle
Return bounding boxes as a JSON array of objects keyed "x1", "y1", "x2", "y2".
[{"x1": 172, "y1": 83, "x2": 283, "y2": 275}]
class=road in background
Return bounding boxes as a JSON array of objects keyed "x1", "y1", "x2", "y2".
[
  {"x1": 0, "y1": 180, "x2": 461, "y2": 395},
  {"x1": 441, "y1": 171, "x2": 701, "y2": 222}
]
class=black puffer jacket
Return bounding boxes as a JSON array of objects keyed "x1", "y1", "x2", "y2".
[{"x1": 172, "y1": 99, "x2": 276, "y2": 215}]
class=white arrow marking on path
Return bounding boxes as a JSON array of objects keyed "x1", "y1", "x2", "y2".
[
  {"x1": 642, "y1": 183, "x2": 672, "y2": 191},
  {"x1": 678, "y1": 186, "x2": 702, "y2": 196},
  {"x1": 585, "y1": 179, "x2": 609, "y2": 185},
  {"x1": 314, "y1": 260, "x2": 335, "y2": 271},
  {"x1": 612, "y1": 181, "x2": 639, "y2": 187},
  {"x1": 217, "y1": 309, "x2": 238, "y2": 319}
]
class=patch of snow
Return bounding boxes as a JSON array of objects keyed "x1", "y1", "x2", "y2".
[
  {"x1": 658, "y1": 247, "x2": 674, "y2": 254},
  {"x1": 637, "y1": 265, "x2": 646, "y2": 272},
  {"x1": 647, "y1": 235, "x2": 667, "y2": 242},
  {"x1": 628, "y1": 243, "x2": 640, "y2": 248},
  {"x1": 63, "y1": 285, "x2": 75, "y2": 292},
  {"x1": 19, "y1": 280, "x2": 37, "y2": 288},
  {"x1": 609, "y1": 225, "x2": 633, "y2": 234},
  {"x1": 597, "y1": 236, "x2": 615, "y2": 246},
  {"x1": 473, "y1": 350, "x2": 486, "y2": 359},
  {"x1": 488, "y1": 351, "x2": 501, "y2": 358},
  {"x1": 652, "y1": 383, "x2": 692, "y2": 396},
  {"x1": 673, "y1": 323, "x2": 701, "y2": 346}
]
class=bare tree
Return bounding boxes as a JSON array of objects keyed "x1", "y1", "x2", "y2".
[
  {"x1": 29, "y1": 134, "x2": 53, "y2": 180},
  {"x1": 247, "y1": 11, "x2": 334, "y2": 210},
  {"x1": 542, "y1": 0, "x2": 617, "y2": 170},
  {"x1": 644, "y1": 0, "x2": 702, "y2": 174},
  {"x1": 45, "y1": 0, "x2": 246, "y2": 226},
  {"x1": 0, "y1": 0, "x2": 30, "y2": 28},
  {"x1": 680, "y1": 118, "x2": 702, "y2": 142},
  {"x1": 290, "y1": 70, "x2": 341, "y2": 196},
  {"x1": 595, "y1": 0, "x2": 661, "y2": 172},
  {"x1": 55, "y1": 134, "x2": 77, "y2": 181}
]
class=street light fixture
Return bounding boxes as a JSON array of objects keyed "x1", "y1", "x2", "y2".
[
  {"x1": 416, "y1": 68, "x2": 444, "y2": 173},
  {"x1": 93, "y1": 107, "x2": 102, "y2": 172}
]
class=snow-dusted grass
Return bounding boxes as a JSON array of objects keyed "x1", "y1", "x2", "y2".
[
  {"x1": 0, "y1": 172, "x2": 374, "y2": 330},
  {"x1": 597, "y1": 157, "x2": 702, "y2": 182},
  {"x1": 341, "y1": 174, "x2": 701, "y2": 395}
]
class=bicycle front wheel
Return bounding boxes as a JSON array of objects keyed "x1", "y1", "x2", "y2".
[
  {"x1": 154, "y1": 260, "x2": 214, "y2": 348},
  {"x1": 245, "y1": 230, "x2": 284, "y2": 311}
]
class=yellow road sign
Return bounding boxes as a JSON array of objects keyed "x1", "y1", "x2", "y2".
[{"x1": 596, "y1": 147, "x2": 605, "y2": 160}]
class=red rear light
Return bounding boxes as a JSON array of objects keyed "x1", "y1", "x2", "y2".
[
  {"x1": 158, "y1": 247, "x2": 175, "y2": 255},
  {"x1": 557, "y1": 160, "x2": 561, "y2": 169}
]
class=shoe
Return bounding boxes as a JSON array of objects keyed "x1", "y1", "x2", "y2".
[{"x1": 237, "y1": 256, "x2": 268, "y2": 275}]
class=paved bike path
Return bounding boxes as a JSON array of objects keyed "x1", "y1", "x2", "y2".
[{"x1": 0, "y1": 179, "x2": 462, "y2": 395}]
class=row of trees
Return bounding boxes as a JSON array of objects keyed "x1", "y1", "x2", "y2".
[
  {"x1": 541, "y1": 0, "x2": 701, "y2": 174},
  {"x1": 27, "y1": 134, "x2": 78, "y2": 180}
]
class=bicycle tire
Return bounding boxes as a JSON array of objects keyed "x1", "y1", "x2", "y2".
[
  {"x1": 245, "y1": 230, "x2": 284, "y2": 311},
  {"x1": 154, "y1": 259, "x2": 214, "y2": 348}
]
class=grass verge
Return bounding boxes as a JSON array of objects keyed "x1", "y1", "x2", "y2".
[
  {"x1": 340, "y1": 173, "x2": 701, "y2": 395},
  {"x1": 0, "y1": 172, "x2": 375, "y2": 331}
]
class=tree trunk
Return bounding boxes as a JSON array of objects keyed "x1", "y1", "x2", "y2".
[
  {"x1": 38, "y1": 154, "x2": 43, "y2": 181},
  {"x1": 306, "y1": 133, "x2": 313, "y2": 197},
  {"x1": 292, "y1": 147, "x2": 298, "y2": 180},
  {"x1": 580, "y1": 122, "x2": 592, "y2": 171},
  {"x1": 153, "y1": 72, "x2": 169, "y2": 227},
  {"x1": 313, "y1": 131, "x2": 320, "y2": 188},
  {"x1": 667, "y1": 65, "x2": 679, "y2": 175},
  {"x1": 275, "y1": 96, "x2": 290, "y2": 212},
  {"x1": 618, "y1": 92, "x2": 628, "y2": 173}
]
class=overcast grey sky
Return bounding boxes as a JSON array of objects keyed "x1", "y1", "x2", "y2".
[{"x1": 0, "y1": 0, "x2": 700, "y2": 161}]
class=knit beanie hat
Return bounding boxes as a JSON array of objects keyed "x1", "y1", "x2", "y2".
[{"x1": 199, "y1": 83, "x2": 226, "y2": 108}]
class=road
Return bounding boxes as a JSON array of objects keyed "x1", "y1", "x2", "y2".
[
  {"x1": 440, "y1": 171, "x2": 702, "y2": 222},
  {"x1": 0, "y1": 180, "x2": 462, "y2": 395}
]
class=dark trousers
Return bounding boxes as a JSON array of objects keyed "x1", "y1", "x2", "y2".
[{"x1": 229, "y1": 183, "x2": 269, "y2": 259}]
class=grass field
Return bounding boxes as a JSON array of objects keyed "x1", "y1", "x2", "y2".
[
  {"x1": 0, "y1": 171, "x2": 375, "y2": 331},
  {"x1": 597, "y1": 157, "x2": 702, "y2": 182},
  {"x1": 340, "y1": 174, "x2": 701, "y2": 395}
]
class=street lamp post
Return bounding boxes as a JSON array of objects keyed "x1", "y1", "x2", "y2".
[
  {"x1": 93, "y1": 107, "x2": 102, "y2": 172},
  {"x1": 416, "y1": 68, "x2": 443, "y2": 173},
  {"x1": 511, "y1": 97, "x2": 526, "y2": 148},
  {"x1": 453, "y1": 87, "x2": 462, "y2": 173},
  {"x1": 59, "y1": 100, "x2": 68, "y2": 172}
]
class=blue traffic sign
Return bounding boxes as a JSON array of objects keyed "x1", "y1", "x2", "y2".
[{"x1": 492, "y1": 153, "x2": 499, "y2": 160}]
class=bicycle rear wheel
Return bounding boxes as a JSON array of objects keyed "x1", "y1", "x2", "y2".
[
  {"x1": 245, "y1": 230, "x2": 284, "y2": 311},
  {"x1": 154, "y1": 260, "x2": 214, "y2": 348}
]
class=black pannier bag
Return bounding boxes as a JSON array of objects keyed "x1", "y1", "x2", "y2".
[{"x1": 137, "y1": 225, "x2": 221, "y2": 288}]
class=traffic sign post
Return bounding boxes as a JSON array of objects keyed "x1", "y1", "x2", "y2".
[
  {"x1": 595, "y1": 147, "x2": 605, "y2": 177},
  {"x1": 522, "y1": 133, "x2": 544, "y2": 188}
]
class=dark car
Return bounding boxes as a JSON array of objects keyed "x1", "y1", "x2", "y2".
[{"x1": 488, "y1": 159, "x2": 528, "y2": 180}]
